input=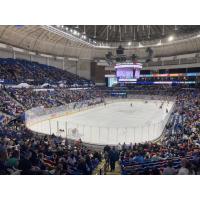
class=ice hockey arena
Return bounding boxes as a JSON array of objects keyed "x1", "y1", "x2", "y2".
[
  {"x1": 27, "y1": 99, "x2": 174, "y2": 145},
  {"x1": 0, "y1": 25, "x2": 200, "y2": 176}
]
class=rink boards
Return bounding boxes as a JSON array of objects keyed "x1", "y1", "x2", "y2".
[{"x1": 26, "y1": 99, "x2": 175, "y2": 145}]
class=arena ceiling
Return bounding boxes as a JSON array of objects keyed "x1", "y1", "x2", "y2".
[
  {"x1": 1, "y1": 25, "x2": 200, "y2": 60},
  {"x1": 66, "y1": 25, "x2": 200, "y2": 43}
]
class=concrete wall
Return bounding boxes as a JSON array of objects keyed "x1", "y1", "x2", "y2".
[
  {"x1": 91, "y1": 61, "x2": 105, "y2": 84},
  {"x1": 0, "y1": 48, "x2": 13, "y2": 58},
  {"x1": 77, "y1": 59, "x2": 91, "y2": 79}
]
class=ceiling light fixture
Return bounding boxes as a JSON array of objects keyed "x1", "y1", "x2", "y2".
[
  {"x1": 83, "y1": 25, "x2": 86, "y2": 35},
  {"x1": 168, "y1": 35, "x2": 174, "y2": 41},
  {"x1": 81, "y1": 35, "x2": 86, "y2": 39}
]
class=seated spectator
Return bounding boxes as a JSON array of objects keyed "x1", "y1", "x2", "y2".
[
  {"x1": 178, "y1": 159, "x2": 189, "y2": 175},
  {"x1": 163, "y1": 160, "x2": 177, "y2": 175}
]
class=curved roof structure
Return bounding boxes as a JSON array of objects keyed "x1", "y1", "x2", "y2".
[{"x1": 0, "y1": 25, "x2": 200, "y2": 60}]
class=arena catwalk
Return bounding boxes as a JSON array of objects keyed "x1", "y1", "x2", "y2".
[{"x1": 27, "y1": 99, "x2": 174, "y2": 145}]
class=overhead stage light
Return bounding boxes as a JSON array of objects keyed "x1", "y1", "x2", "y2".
[{"x1": 128, "y1": 42, "x2": 132, "y2": 46}]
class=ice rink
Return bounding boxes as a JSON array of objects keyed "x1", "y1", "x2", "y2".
[{"x1": 28, "y1": 99, "x2": 174, "y2": 145}]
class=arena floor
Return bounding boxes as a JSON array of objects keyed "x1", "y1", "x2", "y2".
[{"x1": 28, "y1": 100, "x2": 174, "y2": 145}]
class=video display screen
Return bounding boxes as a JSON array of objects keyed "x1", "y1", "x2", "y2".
[
  {"x1": 108, "y1": 77, "x2": 117, "y2": 87},
  {"x1": 116, "y1": 68, "x2": 133, "y2": 79},
  {"x1": 115, "y1": 63, "x2": 142, "y2": 82}
]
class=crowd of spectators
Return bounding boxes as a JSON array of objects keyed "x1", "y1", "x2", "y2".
[
  {"x1": 0, "y1": 58, "x2": 93, "y2": 86},
  {"x1": 138, "y1": 76, "x2": 196, "y2": 82},
  {"x1": 0, "y1": 89, "x2": 24, "y2": 116},
  {"x1": 0, "y1": 87, "x2": 106, "y2": 175},
  {"x1": 0, "y1": 121, "x2": 101, "y2": 175},
  {"x1": 5, "y1": 88, "x2": 107, "y2": 109},
  {"x1": 0, "y1": 83, "x2": 200, "y2": 174},
  {"x1": 0, "y1": 58, "x2": 200, "y2": 175},
  {"x1": 0, "y1": 115, "x2": 10, "y2": 126},
  {"x1": 119, "y1": 88, "x2": 200, "y2": 175},
  {"x1": 0, "y1": 86, "x2": 200, "y2": 175}
]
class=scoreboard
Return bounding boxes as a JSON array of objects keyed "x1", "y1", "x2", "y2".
[{"x1": 115, "y1": 62, "x2": 142, "y2": 82}]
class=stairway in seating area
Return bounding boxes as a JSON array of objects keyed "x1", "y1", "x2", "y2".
[{"x1": 93, "y1": 160, "x2": 121, "y2": 175}]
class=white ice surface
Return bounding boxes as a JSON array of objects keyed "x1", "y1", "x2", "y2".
[{"x1": 28, "y1": 100, "x2": 174, "y2": 145}]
